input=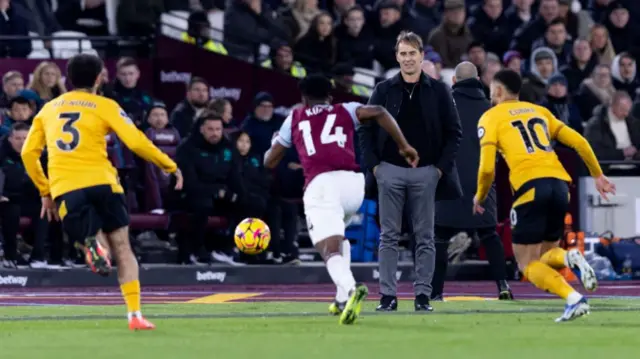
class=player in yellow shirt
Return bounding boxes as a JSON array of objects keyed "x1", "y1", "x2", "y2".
[
  {"x1": 21, "y1": 54, "x2": 183, "y2": 331},
  {"x1": 472, "y1": 69, "x2": 616, "y2": 322}
]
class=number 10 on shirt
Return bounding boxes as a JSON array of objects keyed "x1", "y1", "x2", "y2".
[{"x1": 298, "y1": 114, "x2": 347, "y2": 156}]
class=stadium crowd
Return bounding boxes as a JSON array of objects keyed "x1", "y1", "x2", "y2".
[{"x1": 0, "y1": 0, "x2": 640, "y2": 270}]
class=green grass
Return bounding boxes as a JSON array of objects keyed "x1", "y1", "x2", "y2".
[{"x1": 1, "y1": 299, "x2": 639, "y2": 359}]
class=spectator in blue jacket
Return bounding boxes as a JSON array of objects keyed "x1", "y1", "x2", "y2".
[{"x1": 1, "y1": 96, "x2": 32, "y2": 137}]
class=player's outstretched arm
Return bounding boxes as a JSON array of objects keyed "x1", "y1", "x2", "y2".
[
  {"x1": 264, "y1": 117, "x2": 292, "y2": 169},
  {"x1": 21, "y1": 116, "x2": 51, "y2": 197},
  {"x1": 105, "y1": 103, "x2": 178, "y2": 175},
  {"x1": 554, "y1": 125, "x2": 603, "y2": 178},
  {"x1": 355, "y1": 105, "x2": 419, "y2": 167}
]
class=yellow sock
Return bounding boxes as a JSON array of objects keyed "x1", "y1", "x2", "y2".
[
  {"x1": 524, "y1": 261, "x2": 575, "y2": 299},
  {"x1": 540, "y1": 247, "x2": 568, "y2": 269},
  {"x1": 120, "y1": 280, "x2": 141, "y2": 315}
]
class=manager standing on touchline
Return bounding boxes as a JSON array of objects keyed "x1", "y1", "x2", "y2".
[{"x1": 358, "y1": 31, "x2": 463, "y2": 312}]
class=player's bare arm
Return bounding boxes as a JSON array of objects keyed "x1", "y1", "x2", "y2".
[
  {"x1": 264, "y1": 142, "x2": 287, "y2": 169},
  {"x1": 355, "y1": 105, "x2": 419, "y2": 167},
  {"x1": 554, "y1": 124, "x2": 616, "y2": 200}
]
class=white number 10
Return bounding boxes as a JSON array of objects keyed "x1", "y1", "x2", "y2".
[{"x1": 298, "y1": 114, "x2": 347, "y2": 156}]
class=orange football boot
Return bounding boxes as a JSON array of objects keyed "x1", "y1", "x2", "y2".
[{"x1": 129, "y1": 316, "x2": 156, "y2": 331}]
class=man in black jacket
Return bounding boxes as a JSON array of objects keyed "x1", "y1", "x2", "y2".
[
  {"x1": 432, "y1": 62, "x2": 513, "y2": 301},
  {"x1": 0, "y1": 123, "x2": 51, "y2": 269},
  {"x1": 176, "y1": 113, "x2": 245, "y2": 265},
  {"x1": 358, "y1": 31, "x2": 463, "y2": 311}
]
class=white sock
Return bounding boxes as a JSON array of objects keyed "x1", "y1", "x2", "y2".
[
  {"x1": 127, "y1": 311, "x2": 142, "y2": 321},
  {"x1": 327, "y1": 255, "x2": 356, "y2": 302},
  {"x1": 335, "y1": 241, "x2": 352, "y2": 302},
  {"x1": 567, "y1": 291, "x2": 583, "y2": 305}
]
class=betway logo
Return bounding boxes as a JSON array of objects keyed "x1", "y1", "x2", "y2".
[
  {"x1": 372, "y1": 269, "x2": 402, "y2": 281},
  {"x1": 0, "y1": 275, "x2": 28, "y2": 287},
  {"x1": 196, "y1": 271, "x2": 226, "y2": 283},
  {"x1": 160, "y1": 71, "x2": 192, "y2": 83},
  {"x1": 210, "y1": 87, "x2": 241, "y2": 101}
]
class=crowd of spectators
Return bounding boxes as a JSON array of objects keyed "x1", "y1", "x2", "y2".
[{"x1": 1, "y1": 0, "x2": 640, "y2": 269}]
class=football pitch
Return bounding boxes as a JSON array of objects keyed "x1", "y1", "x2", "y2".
[{"x1": 1, "y1": 281, "x2": 639, "y2": 359}]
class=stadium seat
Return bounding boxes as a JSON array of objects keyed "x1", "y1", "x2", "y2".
[
  {"x1": 130, "y1": 213, "x2": 171, "y2": 230},
  {"x1": 353, "y1": 67, "x2": 378, "y2": 88},
  {"x1": 143, "y1": 127, "x2": 180, "y2": 211},
  {"x1": 105, "y1": 0, "x2": 120, "y2": 35},
  {"x1": 440, "y1": 68, "x2": 455, "y2": 87},
  {"x1": 51, "y1": 31, "x2": 95, "y2": 58},
  {"x1": 160, "y1": 13, "x2": 188, "y2": 40},
  {"x1": 27, "y1": 32, "x2": 51, "y2": 59},
  {"x1": 19, "y1": 217, "x2": 32, "y2": 232}
]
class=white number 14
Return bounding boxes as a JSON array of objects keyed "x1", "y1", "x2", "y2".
[{"x1": 298, "y1": 114, "x2": 347, "y2": 156}]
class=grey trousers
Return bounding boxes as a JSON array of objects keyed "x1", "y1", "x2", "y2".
[{"x1": 376, "y1": 161, "x2": 439, "y2": 297}]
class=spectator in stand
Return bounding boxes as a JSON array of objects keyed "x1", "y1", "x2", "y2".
[
  {"x1": 503, "y1": 50, "x2": 523, "y2": 74},
  {"x1": 16, "y1": 89, "x2": 42, "y2": 113},
  {"x1": 1, "y1": 96, "x2": 32, "y2": 136},
  {"x1": 532, "y1": 18, "x2": 573, "y2": 68},
  {"x1": 468, "y1": 0, "x2": 511, "y2": 58},
  {"x1": 180, "y1": 11, "x2": 227, "y2": 55},
  {"x1": 510, "y1": 0, "x2": 559, "y2": 59},
  {"x1": 111, "y1": 57, "x2": 153, "y2": 128},
  {"x1": 224, "y1": 0, "x2": 289, "y2": 60},
  {"x1": 0, "y1": 0, "x2": 32, "y2": 58},
  {"x1": 422, "y1": 59, "x2": 440, "y2": 80},
  {"x1": 575, "y1": 63, "x2": 616, "y2": 120},
  {"x1": 504, "y1": 0, "x2": 534, "y2": 37},
  {"x1": 208, "y1": 98, "x2": 239, "y2": 130},
  {"x1": 603, "y1": 1, "x2": 639, "y2": 59},
  {"x1": 27, "y1": 62, "x2": 67, "y2": 103},
  {"x1": 589, "y1": 23, "x2": 616, "y2": 65},
  {"x1": 234, "y1": 131, "x2": 270, "y2": 219},
  {"x1": 372, "y1": 1, "x2": 406, "y2": 70},
  {"x1": 427, "y1": 0, "x2": 473, "y2": 69},
  {"x1": 0, "y1": 71, "x2": 24, "y2": 110},
  {"x1": 424, "y1": 49, "x2": 443, "y2": 76},
  {"x1": 561, "y1": 38, "x2": 599, "y2": 95},
  {"x1": 117, "y1": 0, "x2": 165, "y2": 37},
  {"x1": 520, "y1": 47, "x2": 559, "y2": 103},
  {"x1": 279, "y1": 0, "x2": 321, "y2": 42},
  {"x1": 557, "y1": 0, "x2": 593, "y2": 40},
  {"x1": 410, "y1": 0, "x2": 441, "y2": 42},
  {"x1": 480, "y1": 54, "x2": 502, "y2": 97},
  {"x1": 55, "y1": 0, "x2": 108, "y2": 36},
  {"x1": 260, "y1": 43, "x2": 307, "y2": 79},
  {"x1": 539, "y1": 73, "x2": 584, "y2": 133},
  {"x1": 465, "y1": 41, "x2": 486, "y2": 74},
  {"x1": 176, "y1": 113, "x2": 245, "y2": 265},
  {"x1": 327, "y1": 0, "x2": 355, "y2": 24},
  {"x1": 584, "y1": 91, "x2": 640, "y2": 173},
  {"x1": 335, "y1": 6, "x2": 375, "y2": 69},
  {"x1": 165, "y1": 0, "x2": 217, "y2": 11},
  {"x1": 294, "y1": 11, "x2": 337, "y2": 73},
  {"x1": 170, "y1": 77, "x2": 210, "y2": 138},
  {"x1": 241, "y1": 92, "x2": 283, "y2": 157},
  {"x1": 331, "y1": 63, "x2": 372, "y2": 98},
  {"x1": 0, "y1": 123, "x2": 51, "y2": 269},
  {"x1": 611, "y1": 52, "x2": 638, "y2": 100},
  {"x1": 12, "y1": 0, "x2": 60, "y2": 36},
  {"x1": 589, "y1": 0, "x2": 613, "y2": 22}
]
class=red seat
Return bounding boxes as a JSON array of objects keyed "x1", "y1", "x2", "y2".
[
  {"x1": 171, "y1": 213, "x2": 228, "y2": 230},
  {"x1": 19, "y1": 217, "x2": 32, "y2": 231},
  {"x1": 130, "y1": 214, "x2": 171, "y2": 230}
]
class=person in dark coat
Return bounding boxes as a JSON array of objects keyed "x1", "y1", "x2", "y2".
[
  {"x1": 432, "y1": 62, "x2": 512, "y2": 301},
  {"x1": 176, "y1": 113, "x2": 245, "y2": 265},
  {"x1": 358, "y1": 32, "x2": 463, "y2": 312}
]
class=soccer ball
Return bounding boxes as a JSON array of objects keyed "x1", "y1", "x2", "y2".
[{"x1": 234, "y1": 218, "x2": 271, "y2": 255}]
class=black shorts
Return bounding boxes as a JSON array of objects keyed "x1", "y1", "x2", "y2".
[
  {"x1": 55, "y1": 185, "x2": 129, "y2": 240},
  {"x1": 510, "y1": 177, "x2": 569, "y2": 245}
]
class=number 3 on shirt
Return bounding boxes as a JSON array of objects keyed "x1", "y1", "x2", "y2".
[
  {"x1": 298, "y1": 114, "x2": 347, "y2": 156},
  {"x1": 56, "y1": 112, "x2": 81, "y2": 151}
]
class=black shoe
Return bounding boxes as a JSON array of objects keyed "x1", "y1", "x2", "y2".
[
  {"x1": 498, "y1": 280, "x2": 514, "y2": 300},
  {"x1": 375, "y1": 295, "x2": 398, "y2": 311},
  {"x1": 414, "y1": 294, "x2": 434, "y2": 312},
  {"x1": 430, "y1": 294, "x2": 444, "y2": 301}
]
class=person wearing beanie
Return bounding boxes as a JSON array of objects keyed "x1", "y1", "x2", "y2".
[
  {"x1": 539, "y1": 73, "x2": 584, "y2": 133},
  {"x1": 521, "y1": 46, "x2": 559, "y2": 103},
  {"x1": 503, "y1": 50, "x2": 523, "y2": 74},
  {"x1": 241, "y1": 92, "x2": 284, "y2": 157}
]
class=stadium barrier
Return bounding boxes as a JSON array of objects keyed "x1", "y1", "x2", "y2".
[{"x1": 0, "y1": 262, "x2": 496, "y2": 288}]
